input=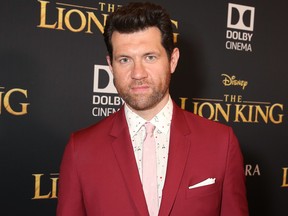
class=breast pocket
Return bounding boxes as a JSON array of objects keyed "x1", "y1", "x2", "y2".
[{"x1": 186, "y1": 181, "x2": 220, "y2": 199}]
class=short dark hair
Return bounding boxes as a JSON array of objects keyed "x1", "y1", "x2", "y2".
[{"x1": 103, "y1": 2, "x2": 175, "y2": 59}]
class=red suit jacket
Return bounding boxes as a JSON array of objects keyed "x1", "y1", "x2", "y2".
[{"x1": 57, "y1": 102, "x2": 249, "y2": 216}]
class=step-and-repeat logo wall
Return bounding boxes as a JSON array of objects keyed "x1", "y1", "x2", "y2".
[{"x1": 2, "y1": 0, "x2": 287, "y2": 215}]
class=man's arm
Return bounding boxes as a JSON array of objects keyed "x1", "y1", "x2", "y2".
[
  {"x1": 57, "y1": 134, "x2": 86, "y2": 216},
  {"x1": 220, "y1": 128, "x2": 249, "y2": 216}
]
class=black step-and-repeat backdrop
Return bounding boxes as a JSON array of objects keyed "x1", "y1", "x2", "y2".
[{"x1": 1, "y1": 0, "x2": 287, "y2": 215}]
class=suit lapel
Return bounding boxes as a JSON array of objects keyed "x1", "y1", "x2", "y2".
[
  {"x1": 110, "y1": 108, "x2": 149, "y2": 216},
  {"x1": 159, "y1": 103, "x2": 191, "y2": 216}
]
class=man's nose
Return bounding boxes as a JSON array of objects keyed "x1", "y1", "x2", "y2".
[{"x1": 131, "y1": 60, "x2": 148, "y2": 79}]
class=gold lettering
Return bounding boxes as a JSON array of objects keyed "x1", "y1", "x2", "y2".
[
  {"x1": 269, "y1": 103, "x2": 283, "y2": 124},
  {"x1": 230, "y1": 95, "x2": 237, "y2": 103},
  {"x1": 215, "y1": 103, "x2": 230, "y2": 122},
  {"x1": 247, "y1": 105, "x2": 253, "y2": 122},
  {"x1": 107, "y1": 4, "x2": 115, "y2": 12},
  {"x1": 65, "y1": 9, "x2": 86, "y2": 32},
  {"x1": 235, "y1": 104, "x2": 248, "y2": 122},
  {"x1": 181, "y1": 97, "x2": 284, "y2": 124},
  {"x1": 192, "y1": 102, "x2": 199, "y2": 115},
  {"x1": 0, "y1": 91, "x2": 4, "y2": 114},
  {"x1": 32, "y1": 174, "x2": 51, "y2": 199},
  {"x1": 171, "y1": 20, "x2": 179, "y2": 43},
  {"x1": 238, "y1": 95, "x2": 242, "y2": 102},
  {"x1": 37, "y1": 0, "x2": 57, "y2": 29},
  {"x1": 198, "y1": 102, "x2": 214, "y2": 120},
  {"x1": 50, "y1": 177, "x2": 59, "y2": 198},
  {"x1": 179, "y1": 97, "x2": 188, "y2": 110},
  {"x1": 3, "y1": 88, "x2": 29, "y2": 115},
  {"x1": 254, "y1": 105, "x2": 269, "y2": 123},
  {"x1": 281, "y1": 168, "x2": 288, "y2": 187},
  {"x1": 98, "y1": 2, "x2": 105, "y2": 11},
  {"x1": 221, "y1": 74, "x2": 248, "y2": 90},
  {"x1": 56, "y1": 7, "x2": 65, "y2": 30},
  {"x1": 32, "y1": 174, "x2": 59, "y2": 199},
  {"x1": 86, "y1": 12, "x2": 107, "y2": 34},
  {"x1": 192, "y1": 101, "x2": 231, "y2": 122},
  {"x1": 224, "y1": 94, "x2": 242, "y2": 103},
  {"x1": 37, "y1": 1, "x2": 180, "y2": 38},
  {"x1": 98, "y1": 2, "x2": 121, "y2": 12}
]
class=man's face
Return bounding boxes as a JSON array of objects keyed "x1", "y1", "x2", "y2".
[{"x1": 107, "y1": 27, "x2": 179, "y2": 112}]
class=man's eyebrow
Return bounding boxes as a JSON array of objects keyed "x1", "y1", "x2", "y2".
[
  {"x1": 114, "y1": 54, "x2": 130, "y2": 59},
  {"x1": 143, "y1": 51, "x2": 160, "y2": 56}
]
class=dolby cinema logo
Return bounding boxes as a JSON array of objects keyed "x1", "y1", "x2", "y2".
[
  {"x1": 92, "y1": 65, "x2": 123, "y2": 117},
  {"x1": 225, "y1": 3, "x2": 255, "y2": 52}
]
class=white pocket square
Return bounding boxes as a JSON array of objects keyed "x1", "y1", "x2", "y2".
[{"x1": 188, "y1": 178, "x2": 216, "y2": 189}]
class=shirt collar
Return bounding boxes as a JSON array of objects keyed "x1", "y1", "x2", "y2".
[{"x1": 125, "y1": 97, "x2": 173, "y2": 137}]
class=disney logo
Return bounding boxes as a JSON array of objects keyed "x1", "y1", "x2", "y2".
[{"x1": 221, "y1": 74, "x2": 248, "y2": 90}]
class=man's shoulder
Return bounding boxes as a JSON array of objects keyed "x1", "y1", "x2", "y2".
[
  {"x1": 73, "y1": 108, "x2": 123, "y2": 139},
  {"x1": 176, "y1": 105, "x2": 231, "y2": 132}
]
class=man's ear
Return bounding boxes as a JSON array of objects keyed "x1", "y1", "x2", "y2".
[
  {"x1": 170, "y1": 48, "x2": 180, "y2": 74},
  {"x1": 106, "y1": 55, "x2": 113, "y2": 73}
]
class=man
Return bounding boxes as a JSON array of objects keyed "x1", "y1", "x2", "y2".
[{"x1": 57, "y1": 2, "x2": 249, "y2": 216}]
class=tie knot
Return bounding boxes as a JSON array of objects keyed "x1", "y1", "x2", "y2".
[{"x1": 145, "y1": 122, "x2": 155, "y2": 135}]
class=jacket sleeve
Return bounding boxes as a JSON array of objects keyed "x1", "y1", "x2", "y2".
[
  {"x1": 220, "y1": 128, "x2": 249, "y2": 216},
  {"x1": 56, "y1": 134, "x2": 86, "y2": 216}
]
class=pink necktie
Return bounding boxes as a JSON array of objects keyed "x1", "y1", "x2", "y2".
[{"x1": 142, "y1": 122, "x2": 159, "y2": 216}]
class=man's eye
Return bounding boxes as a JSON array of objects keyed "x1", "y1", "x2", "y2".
[
  {"x1": 119, "y1": 58, "x2": 129, "y2": 64},
  {"x1": 146, "y1": 55, "x2": 157, "y2": 61}
]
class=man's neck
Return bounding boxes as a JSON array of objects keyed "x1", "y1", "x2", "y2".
[{"x1": 127, "y1": 94, "x2": 170, "y2": 121}]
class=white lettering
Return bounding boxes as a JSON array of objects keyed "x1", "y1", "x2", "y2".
[
  {"x1": 226, "y1": 30, "x2": 253, "y2": 42},
  {"x1": 93, "y1": 95, "x2": 123, "y2": 105},
  {"x1": 93, "y1": 65, "x2": 117, "y2": 94},
  {"x1": 245, "y1": 164, "x2": 261, "y2": 176},
  {"x1": 225, "y1": 41, "x2": 252, "y2": 52},
  {"x1": 92, "y1": 107, "x2": 119, "y2": 116}
]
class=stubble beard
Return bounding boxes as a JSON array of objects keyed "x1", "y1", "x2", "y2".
[{"x1": 115, "y1": 76, "x2": 171, "y2": 111}]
